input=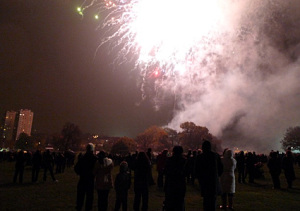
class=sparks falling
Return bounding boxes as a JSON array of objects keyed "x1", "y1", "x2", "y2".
[
  {"x1": 78, "y1": 0, "x2": 233, "y2": 85},
  {"x1": 77, "y1": 0, "x2": 300, "y2": 151}
]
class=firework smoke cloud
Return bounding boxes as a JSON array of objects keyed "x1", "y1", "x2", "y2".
[{"x1": 79, "y1": 0, "x2": 300, "y2": 152}]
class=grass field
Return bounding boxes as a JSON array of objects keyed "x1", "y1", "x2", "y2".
[{"x1": 0, "y1": 160, "x2": 299, "y2": 211}]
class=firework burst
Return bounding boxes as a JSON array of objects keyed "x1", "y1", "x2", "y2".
[
  {"x1": 77, "y1": 0, "x2": 300, "y2": 151},
  {"x1": 78, "y1": 0, "x2": 235, "y2": 94},
  {"x1": 78, "y1": 0, "x2": 290, "y2": 103}
]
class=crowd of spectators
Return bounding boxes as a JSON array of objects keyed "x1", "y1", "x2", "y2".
[
  {"x1": 1, "y1": 142, "x2": 299, "y2": 211},
  {"x1": 0, "y1": 149, "x2": 75, "y2": 184}
]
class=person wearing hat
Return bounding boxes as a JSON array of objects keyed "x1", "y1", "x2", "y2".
[{"x1": 74, "y1": 143, "x2": 97, "y2": 211}]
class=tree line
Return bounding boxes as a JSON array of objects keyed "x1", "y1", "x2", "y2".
[{"x1": 13, "y1": 123, "x2": 300, "y2": 154}]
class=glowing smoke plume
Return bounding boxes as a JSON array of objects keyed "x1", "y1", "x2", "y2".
[{"x1": 79, "y1": 0, "x2": 300, "y2": 152}]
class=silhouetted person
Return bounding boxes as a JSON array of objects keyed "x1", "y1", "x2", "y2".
[
  {"x1": 245, "y1": 152, "x2": 255, "y2": 183},
  {"x1": 220, "y1": 149, "x2": 236, "y2": 210},
  {"x1": 282, "y1": 150, "x2": 295, "y2": 189},
  {"x1": 164, "y1": 146, "x2": 187, "y2": 211},
  {"x1": 65, "y1": 150, "x2": 75, "y2": 168},
  {"x1": 94, "y1": 151, "x2": 114, "y2": 211},
  {"x1": 43, "y1": 149, "x2": 57, "y2": 182},
  {"x1": 156, "y1": 149, "x2": 168, "y2": 188},
  {"x1": 185, "y1": 149, "x2": 193, "y2": 184},
  {"x1": 196, "y1": 140, "x2": 223, "y2": 211},
  {"x1": 55, "y1": 152, "x2": 65, "y2": 174},
  {"x1": 125, "y1": 153, "x2": 134, "y2": 173},
  {"x1": 114, "y1": 161, "x2": 131, "y2": 211},
  {"x1": 190, "y1": 150, "x2": 198, "y2": 185},
  {"x1": 146, "y1": 148, "x2": 155, "y2": 186},
  {"x1": 13, "y1": 150, "x2": 26, "y2": 183},
  {"x1": 74, "y1": 143, "x2": 97, "y2": 211},
  {"x1": 296, "y1": 154, "x2": 300, "y2": 167},
  {"x1": 32, "y1": 150, "x2": 42, "y2": 182},
  {"x1": 132, "y1": 151, "x2": 151, "y2": 211},
  {"x1": 236, "y1": 151, "x2": 246, "y2": 183},
  {"x1": 267, "y1": 151, "x2": 281, "y2": 189}
]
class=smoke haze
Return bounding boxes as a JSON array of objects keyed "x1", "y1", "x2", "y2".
[{"x1": 165, "y1": 0, "x2": 300, "y2": 152}]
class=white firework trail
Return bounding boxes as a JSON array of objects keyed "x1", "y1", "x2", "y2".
[
  {"x1": 78, "y1": 0, "x2": 288, "y2": 97},
  {"x1": 78, "y1": 0, "x2": 300, "y2": 151},
  {"x1": 79, "y1": 0, "x2": 234, "y2": 92}
]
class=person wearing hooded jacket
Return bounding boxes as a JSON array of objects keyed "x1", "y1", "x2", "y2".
[
  {"x1": 219, "y1": 149, "x2": 237, "y2": 210},
  {"x1": 94, "y1": 151, "x2": 114, "y2": 211},
  {"x1": 114, "y1": 161, "x2": 131, "y2": 211}
]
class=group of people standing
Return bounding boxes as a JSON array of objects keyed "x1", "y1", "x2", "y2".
[
  {"x1": 74, "y1": 141, "x2": 234, "y2": 211},
  {"x1": 13, "y1": 149, "x2": 59, "y2": 184},
  {"x1": 74, "y1": 141, "x2": 297, "y2": 211},
  {"x1": 161, "y1": 141, "x2": 235, "y2": 211},
  {"x1": 235, "y1": 149, "x2": 297, "y2": 190},
  {"x1": 75, "y1": 143, "x2": 131, "y2": 211},
  {"x1": 267, "y1": 149, "x2": 296, "y2": 189}
]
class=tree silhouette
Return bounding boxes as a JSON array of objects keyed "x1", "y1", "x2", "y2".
[
  {"x1": 281, "y1": 126, "x2": 300, "y2": 150},
  {"x1": 136, "y1": 125, "x2": 168, "y2": 152},
  {"x1": 163, "y1": 127, "x2": 178, "y2": 148},
  {"x1": 111, "y1": 137, "x2": 137, "y2": 155},
  {"x1": 15, "y1": 132, "x2": 34, "y2": 150},
  {"x1": 111, "y1": 140, "x2": 129, "y2": 155},
  {"x1": 61, "y1": 122, "x2": 81, "y2": 151},
  {"x1": 179, "y1": 122, "x2": 216, "y2": 151},
  {"x1": 51, "y1": 134, "x2": 64, "y2": 151}
]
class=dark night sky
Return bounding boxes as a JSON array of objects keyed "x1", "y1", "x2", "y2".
[{"x1": 0, "y1": 0, "x2": 173, "y2": 137}]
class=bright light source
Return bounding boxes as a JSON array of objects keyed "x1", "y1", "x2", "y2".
[
  {"x1": 95, "y1": 14, "x2": 99, "y2": 20},
  {"x1": 77, "y1": 7, "x2": 83, "y2": 16}
]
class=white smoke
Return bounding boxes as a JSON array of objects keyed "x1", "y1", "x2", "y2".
[
  {"x1": 165, "y1": 0, "x2": 300, "y2": 152},
  {"x1": 86, "y1": 0, "x2": 300, "y2": 152}
]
